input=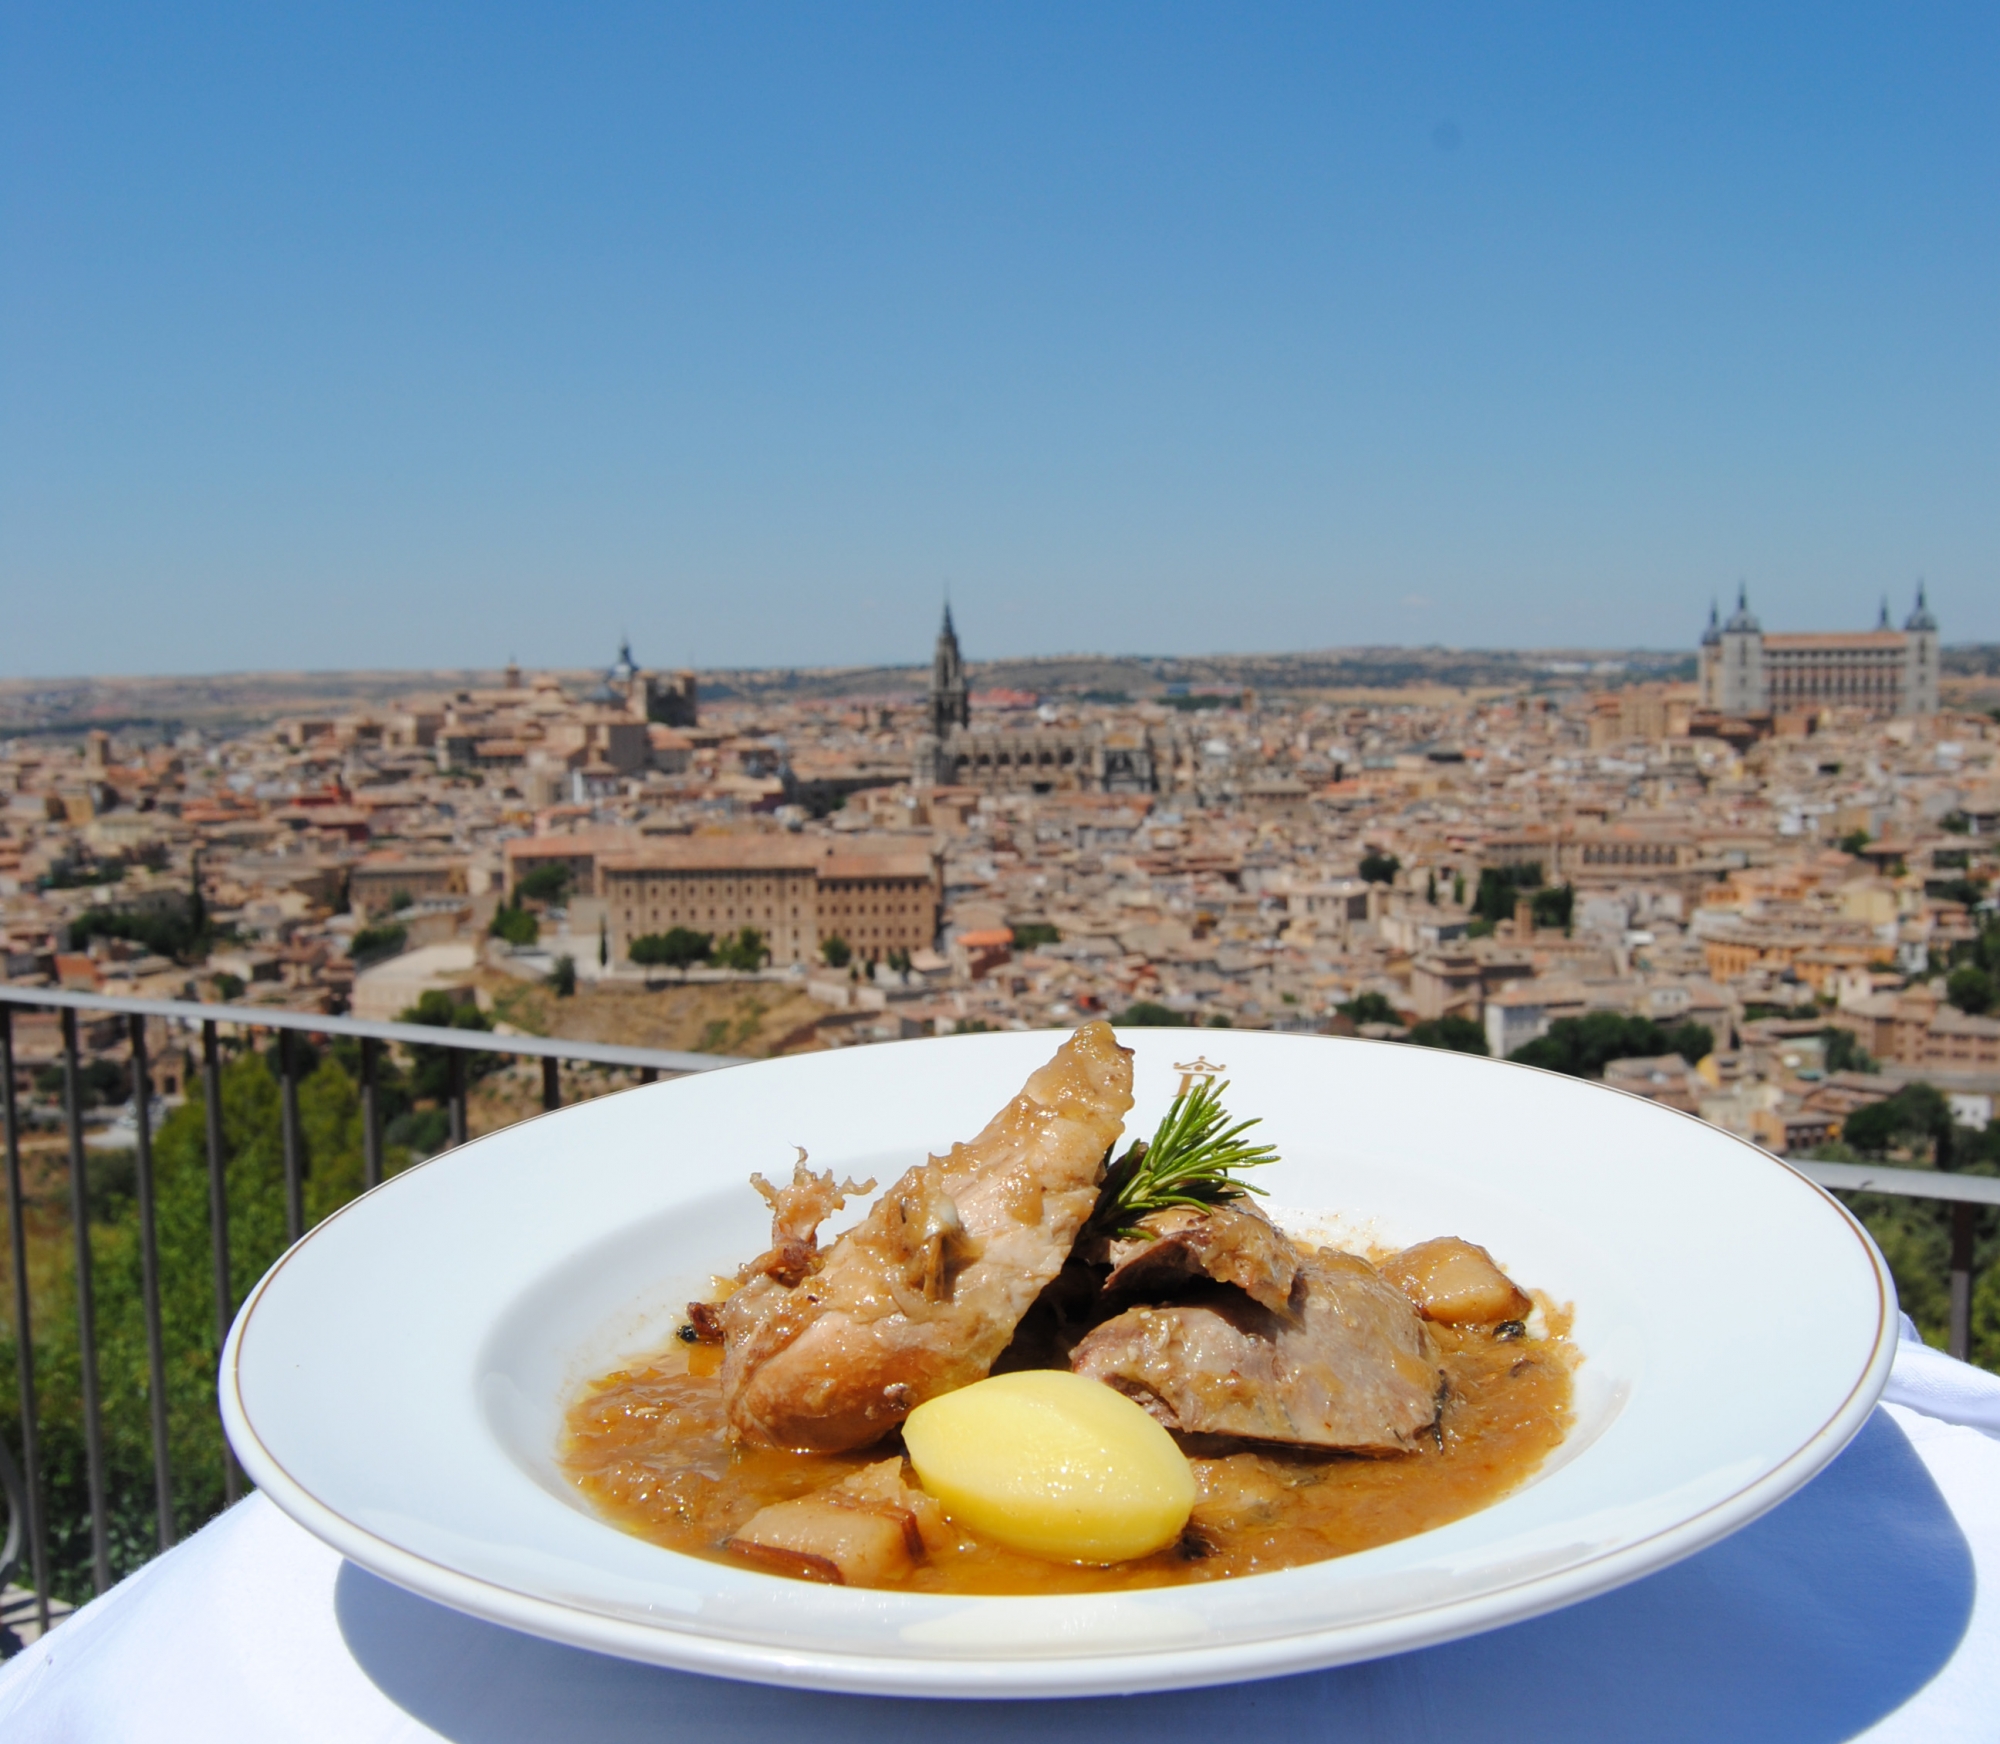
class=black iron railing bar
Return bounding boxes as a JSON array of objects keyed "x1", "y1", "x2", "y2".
[
  {"x1": 61, "y1": 1011, "x2": 111, "y2": 1595},
  {"x1": 0, "y1": 1008, "x2": 51, "y2": 1634},
  {"x1": 200, "y1": 1022, "x2": 240, "y2": 1507},
  {"x1": 278, "y1": 1030, "x2": 304, "y2": 1247},
  {"x1": 361, "y1": 1036, "x2": 383, "y2": 1191},
  {"x1": 127, "y1": 1016, "x2": 175, "y2": 1554}
]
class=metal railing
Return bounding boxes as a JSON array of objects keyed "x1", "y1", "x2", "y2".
[
  {"x1": 0, "y1": 984, "x2": 742, "y2": 1636},
  {"x1": 0, "y1": 986, "x2": 1991, "y2": 1637},
  {"x1": 1790, "y1": 1159, "x2": 1999, "y2": 1365}
]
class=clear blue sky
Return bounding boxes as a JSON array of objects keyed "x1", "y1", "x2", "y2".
[{"x1": 3, "y1": 3, "x2": 1994, "y2": 677}]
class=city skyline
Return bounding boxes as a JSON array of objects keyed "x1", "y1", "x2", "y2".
[{"x1": 4, "y1": 5, "x2": 1996, "y2": 676}]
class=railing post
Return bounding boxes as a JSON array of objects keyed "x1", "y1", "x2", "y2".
[
  {"x1": 542, "y1": 1056, "x2": 561, "y2": 1113},
  {"x1": 62, "y1": 1009, "x2": 112, "y2": 1593},
  {"x1": 361, "y1": 1037, "x2": 383, "y2": 1189},
  {"x1": 279, "y1": 1029, "x2": 304, "y2": 1245},
  {"x1": 202, "y1": 1020, "x2": 241, "y2": 1505},
  {"x1": 1948, "y1": 1201, "x2": 1976, "y2": 1363},
  {"x1": 1, "y1": 1007, "x2": 51, "y2": 1634},
  {"x1": 129, "y1": 1016, "x2": 175, "y2": 1552},
  {"x1": 640, "y1": 1067, "x2": 658, "y2": 1086},
  {"x1": 448, "y1": 1049, "x2": 467, "y2": 1149}
]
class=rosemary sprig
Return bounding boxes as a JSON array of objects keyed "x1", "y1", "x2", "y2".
[{"x1": 1095, "y1": 1078, "x2": 1278, "y2": 1239}]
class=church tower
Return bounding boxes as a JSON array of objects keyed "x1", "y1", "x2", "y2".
[
  {"x1": 1697, "y1": 599, "x2": 1722, "y2": 708},
  {"x1": 930, "y1": 604, "x2": 970, "y2": 740},
  {"x1": 1718, "y1": 584, "x2": 1766, "y2": 713},
  {"x1": 1903, "y1": 582, "x2": 1939, "y2": 716}
]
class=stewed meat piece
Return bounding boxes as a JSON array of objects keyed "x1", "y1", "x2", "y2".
[
  {"x1": 719, "y1": 1021, "x2": 1135, "y2": 1451},
  {"x1": 727, "y1": 1459, "x2": 951, "y2": 1586},
  {"x1": 1098, "y1": 1201, "x2": 1302, "y2": 1315},
  {"x1": 1380, "y1": 1237, "x2": 1532, "y2": 1325},
  {"x1": 1071, "y1": 1250, "x2": 1443, "y2": 1452}
]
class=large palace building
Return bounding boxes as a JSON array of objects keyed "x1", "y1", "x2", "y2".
[{"x1": 1697, "y1": 585, "x2": 1939, "y2": 719}]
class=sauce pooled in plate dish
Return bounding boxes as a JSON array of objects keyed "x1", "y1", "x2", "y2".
[{"x1": 562, "y1": 1021, "x2": 1575, "y2": 1591}]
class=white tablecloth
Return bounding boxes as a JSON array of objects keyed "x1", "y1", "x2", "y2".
[{"x1": 5, "y1": 1321, "x2": 1998, "y2": 1743}]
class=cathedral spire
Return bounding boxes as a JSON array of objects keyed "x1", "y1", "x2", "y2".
[{"x1": 930, "y1": 602, "x2": 969, "y2": 739}]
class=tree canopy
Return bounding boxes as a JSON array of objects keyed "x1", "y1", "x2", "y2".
[
  {"x1": 1339, "y1": 991, "x2": 1402, "y2": 1027},
  {"x1": 1509, "y1": 1012, "x2": 1712, "y2": 1078},
  {"x1": 630, "y1": 927, "x2": 711, "y2": 970},
  {"x1": 514, "y1": 863, "x2": 571, "y2": 905},
  {"x1": 1114, "y1": 1001, "x2": 1188, "y2": 1027},
  {"x1": 713, "y1": 927, "x2": 770, "y2": 972},
  {"x1": 488, "y1": 904, "x2": 538, "y2": 948},
  {"x1": 1472, "y1": 864, "x2": 1542, "y2": 923},
  {"x1": 1406, "y1": 1015, "x2": 1489, "y2": 1056},
  {"x1": 1948, "y1": 963, "x2": 1994, "y2": 1016},
  {"x1": 1842, "y1": 1084, "x2": 1960, "y2": 1167}
]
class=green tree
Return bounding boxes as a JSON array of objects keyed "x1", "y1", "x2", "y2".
[
  {"x1": 1842, "y1": 1084, "x2": 1958, "y2": 1167},
  {"x1": 713, "y1": 927, "x2": 769, "y2": 972},
  {"x1": 1340, "y1": 991, "x2": 1402, "y2": 1027},
  {"x1": 1406, "y1": 1016, "x2": 1490, "y2": 1056},
  {"x1": 397, "y1": 990, "x2": 496, "y2": 1104},
  {"x1": 1509, "y1": 1012, "x2": 1705, "y2": 1078},
  {"x1": 70, "y1": 906, "x2": 200, "y2": 962},
  {"x1": 1472, "y1": 864, "x2": 1543, "y2": 923},
  {"x1": 349, "y1": 922, "x2": 407, "y2": 964},
  {"x1": 547, "y1": 954, "x2": 577, "y2": 997},
  {"x1": 1010, "y1": 922, "x2": 1062, "y2": 950},
  {"x1": 1, "y1": 1049, "x2": 405, "y2": 1601},
  {"x1": 1114, "y1": 1002, "x2": 1188, "y2": 1027},
  {"x1": 1663, "y1": 1021, "x2": 1715, "y2": 1064},
  {"x1": 489, "y1": 904, "x2": 538, "y2": 948},
  {"x1": 1947, "y1": 964, "x2": 1994, "y2": 1016},
  {"x1": 1836, "y1": 830, "x2": 1871, "y2": 856},
  {"x1": 1822, "y1": 1026, "x2": 1876, "y2": 1075},
  {"x1": 820, "y1": 935, "x2": 852, "y2": 969},
  {"x1": 1530, "y1": 884, "x2": 1574, "y2": 930},
  {"x1": 515, "y1": 863, "x2": 571, "y2": 905},
  {"x1": 1358, "y1": 852, "x2": 1401, "y2": 885},
  {"x1": 631, "y1": 927, "x2": 711, "y2": 970},
  {"x1": 1931, "y1": 877, "x2": 1986, "y2": 910}
]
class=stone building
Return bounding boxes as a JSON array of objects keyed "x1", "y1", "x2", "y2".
[
  {"x1": 348, "y1": 854, "x2": 469, "y2": 918},
  {"x1": 1697, "y1": 585, "x2": 1939, "y2": 718},
  {"x1": 600, "y1": 837, "x2": 940, "y2": 967}
]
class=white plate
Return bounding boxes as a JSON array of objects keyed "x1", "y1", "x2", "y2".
[{"x1": 222, "y1": 1030, "x2": 1894, "y2": 1698}]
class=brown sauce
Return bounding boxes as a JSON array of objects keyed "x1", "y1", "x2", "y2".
[{"x1": 560, "y1": 1299, "x2": 1576, "y2": 1593}]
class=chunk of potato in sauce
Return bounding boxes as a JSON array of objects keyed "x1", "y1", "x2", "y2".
[
  {"x1": 903, "y1": 1370, "x2": 1195, "y2": 1563},
  {"x1": 1380, "y1": 1238, "x2": 1533, "y2": 1325},
  {"x1": 561, "y1": 1298, "x2": 1574, "y2": 1594}
]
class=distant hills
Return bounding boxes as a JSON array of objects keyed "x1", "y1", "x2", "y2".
[{"x1": 4, "y1": 644, "x2": 1995, "y2": 737}]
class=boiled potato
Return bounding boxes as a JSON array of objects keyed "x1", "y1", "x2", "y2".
[{"x1": 901, "y1": 1371, "x2": 1195, "y2": 1563}]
